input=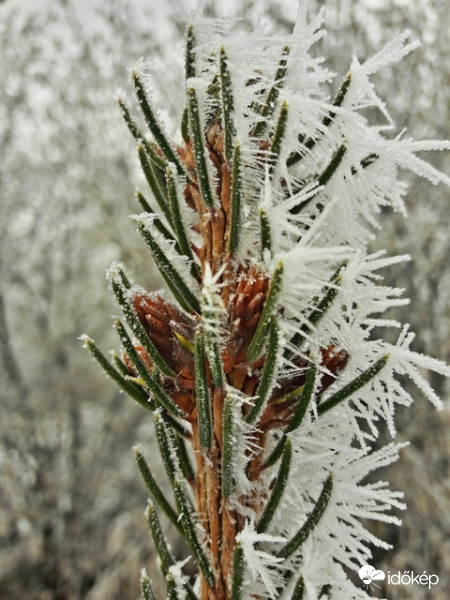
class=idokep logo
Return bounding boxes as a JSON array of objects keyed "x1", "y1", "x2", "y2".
[
  {"x1": 359, "y1": 565, "x2": 385, "y2": 589},
  {"x1": 359, "y1": 564, "x2": 440, "y2": 591},
  {"x1": 387, "y1": 570, "x2": 439, "y2": 590}
]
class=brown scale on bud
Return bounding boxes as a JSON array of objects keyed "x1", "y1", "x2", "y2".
[
  {"x1": 124, "y1": 270, "x2": 349, "y2": 437},
  {"x1": 124, "y1": 292, "x2": 197, "y2": 417},
  {"x1": 222, "y1": 265, "x2": 270, "y2": 385},
  {"x1": 122, "y1": 248, "x2": 350, "y2": 431}
]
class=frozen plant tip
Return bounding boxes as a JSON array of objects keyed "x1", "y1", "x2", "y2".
[{"x1": 83, "y1": 3, "x2": 450, "y2": 599}]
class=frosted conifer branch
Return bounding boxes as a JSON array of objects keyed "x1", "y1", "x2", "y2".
[{"x1": 84, "y1": 4, "x2": 449, "y2": 599}]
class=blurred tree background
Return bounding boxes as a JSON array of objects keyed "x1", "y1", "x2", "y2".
[{"x1": 0, "y1": 0, "x2": 448, "y2": 599}]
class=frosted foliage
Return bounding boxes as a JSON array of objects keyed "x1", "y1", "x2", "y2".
[
  {"x1": 236, "y1": 524, "x2": 286, "y2": 599},
  {"x1": 168, "y1": 560, "x2": 191, "y2": 600},
  {"x1": 70, "y1": 1, "x2": 449, "y2": 598},
  {"x1": 178, "y1": 4, "x2": 449, "y2": 598}
]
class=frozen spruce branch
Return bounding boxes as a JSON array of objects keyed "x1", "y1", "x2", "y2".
[{"x1": 83, "y1": 4, "x2": 450, "y2": 600}]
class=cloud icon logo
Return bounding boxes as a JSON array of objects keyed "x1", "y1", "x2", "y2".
[{"x1": 359, "y1": 565, "x2": 386, "y2": 586}]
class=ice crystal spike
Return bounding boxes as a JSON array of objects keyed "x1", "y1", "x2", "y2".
[
  {"x1": 85, "y1": 8, "x2": 449, "y2": 600},
  {"x1": 287, "y1": 262, "x2": 346, "y2": 355},
  {"x1": 287, "y1": 71, "x2": 352, "y2": 168},
  {"x1": 201, "y1": 267, "x2": 225, "y2": 389}
]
